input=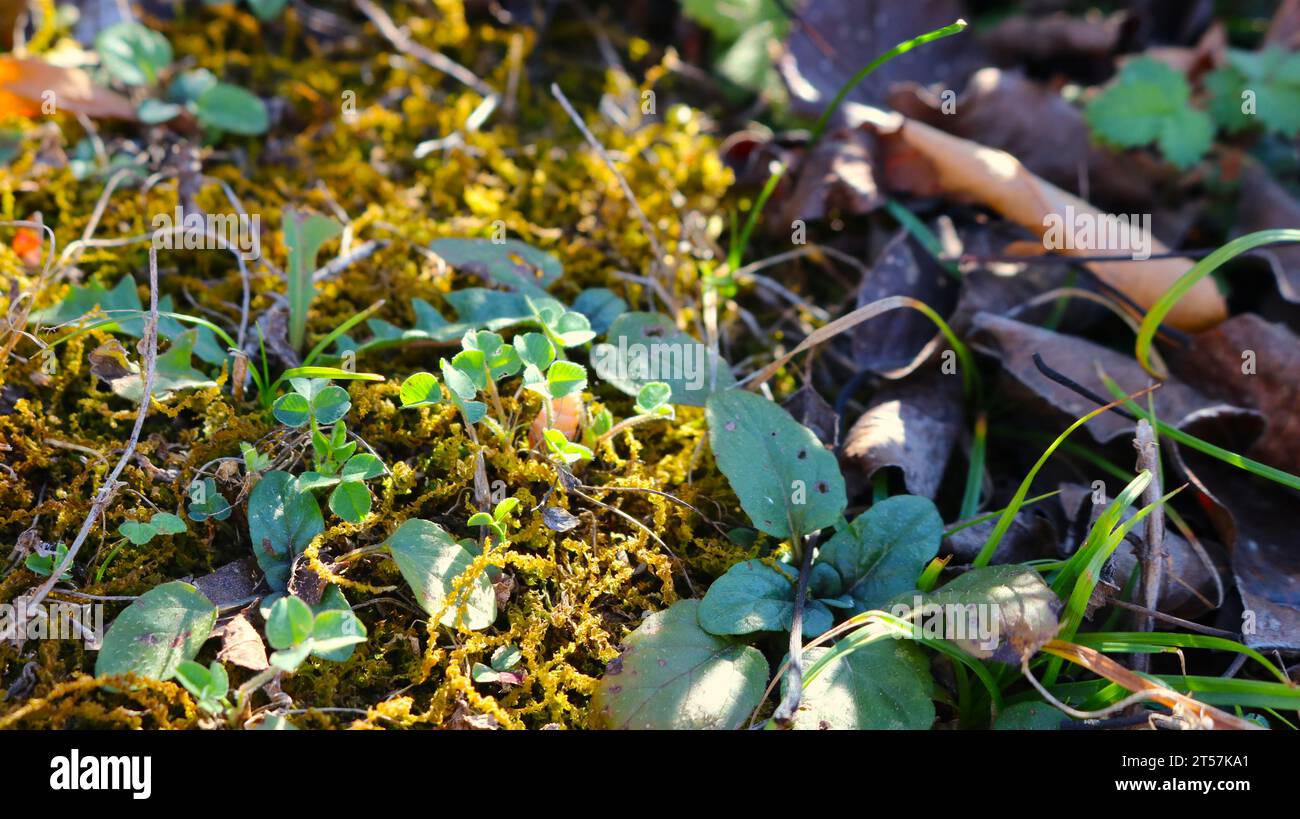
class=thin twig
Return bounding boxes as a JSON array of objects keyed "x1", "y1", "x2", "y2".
[
  {"x1": 550, "y1": 83, "x2": 671, "y2": 303},
  {"x1": 1132, "y1": 419, "x2": 1165, "y2": 671},
  {"x1": 354, "y1": 0, "x2": 496, "y2": 98},
  {"x1": 3, "y1": 248, "x2": 160, "y2": 636}
]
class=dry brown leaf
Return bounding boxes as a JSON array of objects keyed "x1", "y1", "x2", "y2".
[
  {"x1": 858, "y1": 107, "x2": 1227, "y2": 330},
  {"x1": 843, "y1": 367, "x2": 961, "y2": 500},
  {"x1": 218, "y1": 612, "x2": 269, "y2": 672},
  {"x1": 0, "y1": 56, "x2": 136, "y2": 120},
  {"x1": 1043, "y1": 640, "x2": 1264, "y2": 730}
]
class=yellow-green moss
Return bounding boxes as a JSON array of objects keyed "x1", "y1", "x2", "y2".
[{"x1": 0, "y1": 1, "x2": 752, "y2": 729}]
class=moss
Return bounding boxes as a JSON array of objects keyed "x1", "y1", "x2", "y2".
[{"x1": 0, "y1": 1, "x2": 750, "y2": 729}]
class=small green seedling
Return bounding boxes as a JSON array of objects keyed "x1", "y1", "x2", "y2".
[
  {"x1": 467, "y1": 497, "x2": 520, "y2": 546},
  {"x1": 264, "y1": 596, "x2": 368, "y2": 672},
  {"x1": 283, "y1": 210, "x2": 343, "y2": 353},
  {"x1": 119, "y1": 511, "x2": 187, "y2": 545},
  {"x1": 173, "y1": 660, "x2": 231, "y2": 716},
  {"x1": 186, "y1": 478, "x2": 232, "y2": 522},
  {"x1": 95, "y1": 22, "x2": 269, "y2": 136},
  {"x1": 241, "y1": 441, "x2": 272, "y2": 475},
  {"x1": 543, "y1": 428, "x2": 593, "y2": 466},
  {"x1": 273, "y1": 378, "x2": 386, "y2": 523},
  {"x1": 471, "y1": 644, "x2": 524, "y2": 686},
  {"x1": 25, "y1": 542, "x2": 71, "y2": 579}
]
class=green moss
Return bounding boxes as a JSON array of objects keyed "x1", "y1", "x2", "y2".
[{"x1": 0, "y1": 1, "x2": 748, "y2": 729}]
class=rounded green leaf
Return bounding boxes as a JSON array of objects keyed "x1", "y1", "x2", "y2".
[
  {"x1": 272, "y1": 392, "x2": 312, "y2": 427},
  {"x1": 699, "y1": 559, "x2": 832, "y2": 637},
  {"x1": 195, "y1": 82, "x2": 269, "y2": 135},
  {"x1": 311, "y1": 609, "x2": 368, "y2": 654},
  {"x1": 994, "y1": 701, "x2": 1068, "y2": 730},
  {"x1": 785, "y1": 642, "x2": 935, "y2": 730},
  {"x1": 546, "y1": 360, "x2": 587, "y2": 398},
  {"x1": 399, "y1": 371, "x2": 442, "y2": 407},
  {"x1": 590, "y1": 600, "x2": 768, "y2": 729},
  {"x1": 817, "y1": 495, "x2": 943, "y2": 615},
  {"x1": 571, "y1": 288, "x2": 627, "y2": 335},
  {"x1": 383, "y1": 519, "x2": 496, "y2": 630},
  {"x1": 705, "y1": 389, "x2": 846, "y2": 539},
  {"x1": 150, "y1": 511, "x2": 187, "y2": 535},
  {"x1": 265, "y1": 595, "x2": 314, "y2": 649},
  {"x1": 341, "y1": 453, "x2": 384, "y2": 481},
  {"x1": 634, "y1": 381, "x2": 672, "y2": 414},
  {"x1": 248, "y1": 471, "x2": 324, "y2": 590},
  {"x1": 96, "y1": 22, "x2": 172, "y2": 87},
  {"x1": 95, "y1": 581, "x2": 217, "y2": 682},
  {"x1": 119, "y1": 520, "x2": 158, "y2": 546},
  {"x1": 137, "y1": 99, "x2": 182, "y2": 123},
  {"x1": 552, "y1": 311, "x2": 595, "y2": 346},
  {"x1": 513, "y1": 332, "x2": 554, "y2": 370},
  {"x1": 311, "y1": 385, "x2": 351, "y2": 425},
  {"x1": 328, "y1": 480, "x2": 372, "y2": 523},
  {"x1": 927, "y1": 565, "x2": 1062, "y2": 664}
]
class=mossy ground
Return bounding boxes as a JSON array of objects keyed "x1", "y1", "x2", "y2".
[{"x1": 0, "y1": 2, "x2": 759, "y2": 728}]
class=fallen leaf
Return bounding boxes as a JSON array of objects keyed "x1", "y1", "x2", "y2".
[
  {"x1": 777, "y1": 0, "x2": 980, "y2": 125},
  {"x1": 217, "y1": 611, "x2": 269, "y2": 671},
  {"x1": 1168, "y1": 408, "x2": 1300, "y2": 651},
  {"x1": 843, "y1": 366, "x2": 962, "y2": 500},
  {"x1": 190, "y1": 558, "x2": 265, "y2": 608},
  {"x1": 851, "y1": 231, "x2": 958, "y2": 376},
  {"x1": 970, "y1": 312, "x2": 1214, "y2": 444},
  {"x1": 861, "y1": 107, "x2": 1227, "y2": 330},
  {"x1": 1234, "y1": 162, "x2": 1300, "y2": 306},
  {"x1": 1173, "y1": 314, "x2": 1300, "y2": 472},
  {"x1": 0, "y1": 56, "x2": 136, "y2": 120}
]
